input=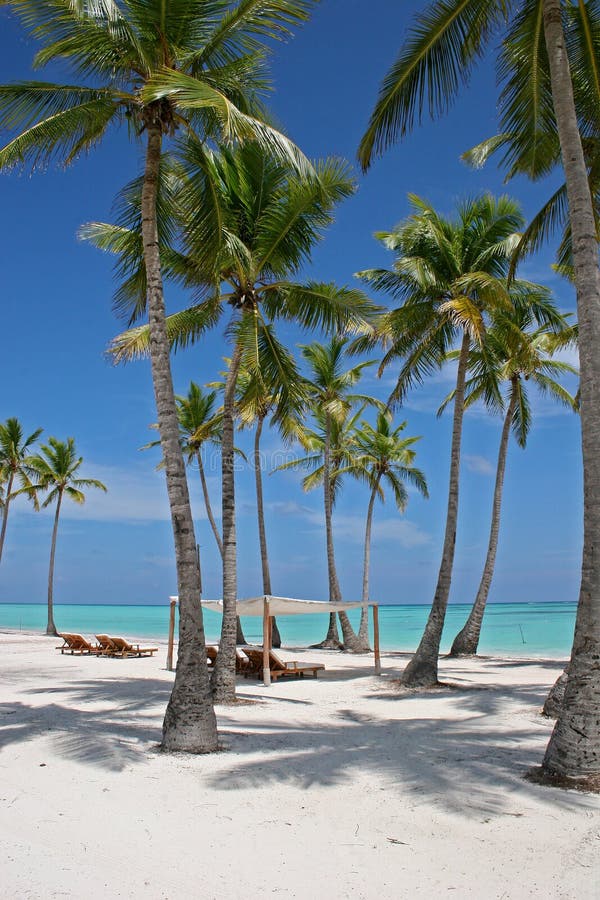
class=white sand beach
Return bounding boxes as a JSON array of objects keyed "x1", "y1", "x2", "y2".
[{"x1": 1, "y1": 632, "x2": 599, "y2": 899}]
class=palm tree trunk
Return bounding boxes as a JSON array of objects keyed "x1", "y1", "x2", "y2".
[
  {"x1": 197, "y1": 451, "x2": 223, "y2": 558},
  {"x1": 212, "y1": 342, "x2": 243, "y2": 701},
  {"x1": 46, "y1": 490, "x2": 61, "y2": 637},
  {"x1": 197, "y1": 449, "x2": 246, "y2": 645},
  {"x1": 141, "y1": 120, "x2": 218, "y2": 752},
  {"x1": 254, "y1": 416, "x2": 281, "y2": 648},
  {"x1": 314, "y1": 413, "x2": 362, "y2": 650},
  {"x1": 541, "y1": 0, "x2": 600, "y2": 782},
  {"x1": 543, "y1": 667, "x2": 569, "y2": 719},
  {"x1": 450, "y1": 385, "x2": 518, "y2": 656},
  {"x1": 315, "y1": 411, "x2": 342, "y2": 648},
  {"x1": 400, "y1": 330, "x2": 471, "y2": 687},
  {"x1": 357, "y1": 476, "x2": 381, "y2": 649},
  {"x1": 0, "y1": 471, "x2": 14, "y2": 564}
]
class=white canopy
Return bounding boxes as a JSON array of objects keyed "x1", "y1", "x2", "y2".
[
  {"x1": 197, "y1": 595, "x2": 370, "y2": 617},
  {"x1": 166, "y1": 594, "x2": 381, "y2": 684}
]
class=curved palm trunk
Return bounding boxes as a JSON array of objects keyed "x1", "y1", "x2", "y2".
[
  {"x1": 541, "y1": 0, "x2": 600, "y2": 782},
  {"x1": 46, "y1": 490, "x2": 61, "y2": 637},
  {"x1": 254, "y1": 416, "x2": 281, "y2": 648},
  {"x1": 197, "y1": 451, "x2": 223, "y2": 558},
  {"x1": 0, "y1": 471, "x2": 14, "y2": 564},
  {"x1": 142, "y1": 122, "x2": 218, "y2": 752},
  {"x1": 450, "y1": 385, "x2": 518, "y2": 656},
  {"x1": 357, "y1": 475, "x2": 382, "y2": 649},
  {"x1": 212, "y1": 343, "x2": 243, "y2": 701},
  {"x1": 400, "y1": 331, "x2": 471, "y2": 687}
]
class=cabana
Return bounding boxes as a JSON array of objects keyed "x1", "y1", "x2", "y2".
[{"x1": 167, "y1": 595, "x2": 381, "y2": 686}]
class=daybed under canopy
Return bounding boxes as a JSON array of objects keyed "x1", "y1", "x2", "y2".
[{"x1": 167, "y1": 595, "x2": 381, "y2": 685}]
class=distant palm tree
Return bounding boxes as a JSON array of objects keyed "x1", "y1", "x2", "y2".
[
  {"x1": 340, "y1": 413, "x2": 428, "y2": 646},
  {"x1": 0, "y1": 0, "x2": 317, "y2": 752},
  {"x1": 145, "y1": 383, "x2": 224, "y2": 558},
  {"x1": 276, "y1": 407, "x2": 364, "y2": 647},
  {"x1": 0, "y1": 418, "x2": 42, "y2": 564},
  {"x1": 282, "y1": 338, "x2": 381, "y2": 650},
  {"x1": 446, "y1": 307, "x2": 578, "y2": 657},
  {"x1": 146, "y1": 379, "x2": 250, "y2": 645},
  {"x1": 28, "y1": 438, "x2": 106, "y2": 636},
  {"x1": 357, "y1": 194, "x2": 562, "y2": 686}
]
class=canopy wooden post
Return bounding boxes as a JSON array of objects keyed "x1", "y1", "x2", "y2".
[
  {"x1": 262, "y1": 596, "x2": 271, "y2": 686},
  {"x1": 373, "y1": 604, "x2": 381, "y2": 675},
  {"x1": 166, "y1": 596, "x2": 177, "y2": 671}
]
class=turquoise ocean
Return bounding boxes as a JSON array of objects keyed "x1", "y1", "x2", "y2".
[{"x1": 0, "y1": 601, "x2": 576, "y2": 658}]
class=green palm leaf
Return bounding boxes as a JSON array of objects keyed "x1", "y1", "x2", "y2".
[{"x1": 358, "y1": 0, "x2": 508, "y2": 169}]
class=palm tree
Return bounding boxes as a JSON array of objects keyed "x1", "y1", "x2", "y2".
[
  {"x1": 0, "y1": 0, "x2": 319, "y2": 752},
  {"x1": 222, "y1": 359, "x2": 307, "y2": 648},
  {"x1": 357, "y1": 194, "x2": 559, "y2": 686},
  {"x1": 276, "y1": 406, "x2": 364, "y2": 642},
  {"x1": 461, "y1": 1, "x2": 600, "y2": 275},
  {"x1": 27, "y1": 438, "x2": 106, "y2": 636},
  {"x1": 444, "y1": 307, "x2": 578, "y2": 657},
  {"x1": 286, "y1": 338, "x2": 381, "y2": 650},
  {"x1": 357, "y1": 0, "x2": 600, "y2": 785},
  {"x1": 178, "y1": 383, "x2": 224, "y2": 561},
  {"x1": 145, "y1": 383, "x2": 224, "y2": 558},
  {"x1": 98, "y1": 143, "x2": 375, "y2": 698},
  {"x1": 0, "y1": 417, "x2": 42, "y2": 564},
  {"x1": 341, "y1": 412, "x2": 428, "y2": 646}
]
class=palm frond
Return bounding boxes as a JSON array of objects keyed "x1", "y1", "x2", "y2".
[
  {"x1": 358, "y1": 0, "x2": 507, "y2": 168},
  {"x1": 273, "y1": 282, "x2": 378, "y2": 334},
  {"x1": 142, "y1": 68, "x2": 313, "y2": 175},
  {"x1": 109, "y1": 296, "x2": 222, "y2": 362},
  {"x1": 0, "y1": 87, "x2": 120, "y2": 169}
]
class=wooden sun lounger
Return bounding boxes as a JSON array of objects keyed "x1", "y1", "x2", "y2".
[
  {"x1": 95, "y1": 635, "x2": 158, "y2": 658},
  {"x1": 56, "y1": 633, "x2": 101, "y2": 655},
  {"x1": 95, "y1": 634, "x2": 123, "y2": 656},
  {"x1": 241, "y1": 648, "x2": 325, "y2": 681},
  {"x1": 206, "y1": 645, "x2": 251, "y2": 673}
]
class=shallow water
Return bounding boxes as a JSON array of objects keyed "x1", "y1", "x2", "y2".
[{"x1": 0, "y1": 600, "x2": 576, "y2": 658}]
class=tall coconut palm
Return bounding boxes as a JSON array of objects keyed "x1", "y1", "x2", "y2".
[
  {"x1": 275, "y1": 406, "x2": 366, "y2": 643},
  {"x1": 356, "y1": 194, "x2": 562, "y2": 686},
  {"x1": 27, "y1": 438, "x2": 106, "y2": 636},
  {"x1": 98, "y1": 142, "x2": 376, "y2": 697},
  {"x1": 340, "y1": 412, "x2": 428, "y2": 646},
  {"x1": 216, "y1": 359, "x2": 307, "y2": 648},
  {"x1": 443, "y1": 307, "x2": 578, "y2": 657},
  {"x1": 143, "y1": 380, "x2": 254, "y2": 641},
  {"x1": 144, "y1": 383, "x2": 224, "y2": 558},
  {"x1": 289, "y1": 338, "x2": 382, "y2": 650},
  {"x1": 0, "y1": 0, "x2": 320, "y2": 752},
  {"x1": 357, "y1": 0, "x2": 600, "y2": 786},
  {"x1": 461, "y1": 0, "x2": 600, "y2": 275},
  {"x1": 0, "y1": 418, "x2": 42, "y2": 565}
]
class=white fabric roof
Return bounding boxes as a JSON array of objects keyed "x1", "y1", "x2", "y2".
[{"x1": 169, "y1": 595, "x2": 371, "y2": 616}]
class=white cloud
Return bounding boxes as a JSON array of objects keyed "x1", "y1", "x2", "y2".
[
  {"x1": 10, "y1": 461, "x2": 217, "y2": 524},
  {"x1": 268, "y1": 501, "x2": 430, "y2": 548},
  {"x1": 336, "y1": 514, "x2": 431, "y2": 548},
  {"x1": 464, "y1": 454, "x2": 495, "y2": 476}
]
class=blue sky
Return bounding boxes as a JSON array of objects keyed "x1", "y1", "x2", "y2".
[{"x1": 0, "y1": 1, "x2": 582, "y2": 609}]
